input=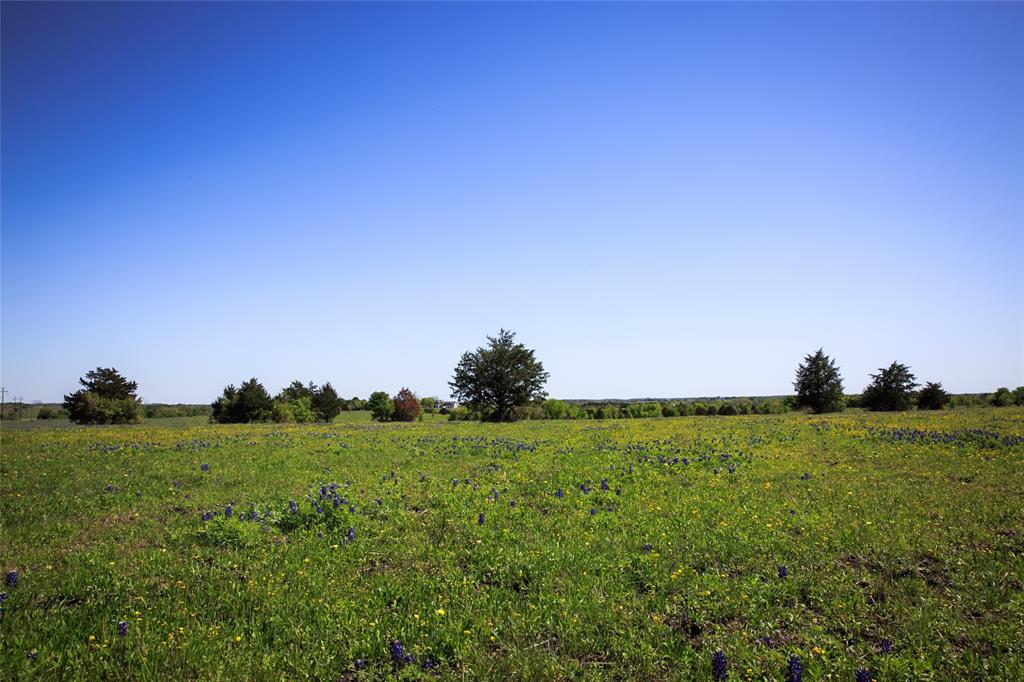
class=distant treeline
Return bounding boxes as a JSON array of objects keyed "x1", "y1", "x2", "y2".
[{"x1": 446, "y1": 391, "x2": 1023, "y2": 421}]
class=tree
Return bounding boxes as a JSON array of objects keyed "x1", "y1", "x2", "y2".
[
  {"x1": 63, "y1": 367, "x2": 142, "y2": 424},
  {"x1": 917, "y1": 381, "x2": 951, "y2": 410},
  {"x1": 368, "y1": 391, "x2": 394, "y2": 422},
  {"x1": 277, "y1": 380, "x2": 314, "y2": 403},
  {"x1": 392, "y1": 388, "x2": 420, "y2": 422},
  {"x1": 312, "y1": 382, "x2": 343, "y2": 422},
  {"x1": 449, "y1": 329, "x2": 550, "y2": 422},
  {"x1": 1013, "y1": 386, "x2": 1024, "y2": 406},
  {"x1": 793, "y1": 349, "x2": 845, "y2": 414},
  {"x1": 990, "y1": 387, "x2": 1011, "y2": 407},
  {"x1": 862, "y1": 362, "x2": 918, "y2": 411},
  {"x1": 211, "y1": 378, "x2": 273, "y2": 423}
]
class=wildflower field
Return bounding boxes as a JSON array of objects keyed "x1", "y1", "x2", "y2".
[{"x1": 1, "y1": 409, "x2": 1022, "y2": 680}]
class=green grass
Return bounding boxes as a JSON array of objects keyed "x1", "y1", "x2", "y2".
[{"x1": 1, "y1": 409, "x2": 1022, "y2": 680}]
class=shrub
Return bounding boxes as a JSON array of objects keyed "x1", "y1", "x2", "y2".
[
  {"x1": 368, "y1": 391, "x2": 395, "y2": 422},
  {"x1": 63, "y1": 367, "x2": 142, "y2": 424},
  {"x1": 1013, "y1": 386, "x2": 1024, "y2": 406},
  {"x1": 990, "y1": 387, "x2": 1011, "y2": 407},
  {"x1": 917, "y1": 382, "x2": 951, "y2": 410},
  {"x1": 211, "y1": 378, "x2": 273, "y2": 423},
  {"x1": 862, "y1": 362, "x2": 918, "y2": 412},
  {"x1": 392, "y1": 388, "x2": 420, "y2": 422}
]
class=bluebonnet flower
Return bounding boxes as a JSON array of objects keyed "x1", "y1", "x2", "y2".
[
  {"x1": 778, "y1": 565, "x2": 788, "y2": 580},
  {"x1": 422, "y1": 657, "x2": 437, "y2": 670},
  {"x1": 712, "y1": 650, "x2": 728, "y2": 681},
  {"x1": 201, "y1": 511, "x2": 213, "y2": 522},
  {"x1": 250, "y1": 510, "x2": 259, "y2": 521},
  {"x1": 855, "y1": 668, "x2": 871, "y2": 682},
  {"x1": 5, "y1": 570, "x2": 18, "y2": 588},
  {"x1": 555, "y1": 489, "x2": 564, "y2": 499},
  {"x1": 333, "y1": 497, "x2": 340, "y2": 509},
  {"x1": 478, "y1": 512, "x2": 485, "y2": 526},
  {"x1": 200, "y1": 463, "x2": 210, "y2": 472},
  {"x1": 0, "y1": 592, "x2": 6, "y2": 603},
  {"x1": 879, "y1": 638, "x2": 892, "y2": 654},
  {"x1": 615, "y1": 488, "x2": 622, "y2": 496},
  {"x1": 453, "y1": 479, "x2": 459, "y2": 488},
  {"x1": 628, "y1": 464, "x2": 633, "y2": 474},
  {"x1": 320, "y1": 486, "x2": 327, "y2": 499},
  {"x1": 642, "y1": 544, "x2": 653, "y2": 553},
  {"x1": 347, "y1": 527, "x2": 356, "y2": 542},
  {"x1": 354, "y1": 659, "x2": 366, "y2": 670},
  {"x1": 174, "y1": 481, "x2": 181, "y2": 488},
  {"x1": 590, "y1": 508, "x2": 597, "y2": 516},
  {"x1": 510, "y1": 500, "x2": 516, "y2": 508},
  {"x1": 105, "y1": 484, "x2": 114, "y2": 492},
  {"x1": 27, "y1": 649, "x2": 37, "y2": 660},
  {"x1": 118, "y1": 620, "x2": 129, "y2": 636},
  {"x1": 786, "y1": 655, "x2": 802, "y2": 682},
  {"x1": 390, "y1": 639, "x2": 412, "y2": 666},
  {"x1": 800, "y1": 472, "x2": 811, "y2": 481},
  {"x1": 289, "y1": 500, "x2": 299, "y2": 514},
  {"x1": 224, "y1": 505, "x2": 233, "y2": 519},
  {"x1": 601, "y1": 479, "x2": 609, "y2": 491},
  {"x1": 316, "y1": 505, "x2": 323, "y2": 514},
  {"x1": 713, "y1": 468, "x2": 719, "y2": 475}
]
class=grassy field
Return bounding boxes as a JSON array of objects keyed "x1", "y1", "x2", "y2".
[{"x1": 1, "y1": 410, "x2": 1022, "y2": 680}]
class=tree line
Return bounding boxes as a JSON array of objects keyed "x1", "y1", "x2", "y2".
[{"x1": 53, "y1": 332, "x2": 1024, "y2": 424}]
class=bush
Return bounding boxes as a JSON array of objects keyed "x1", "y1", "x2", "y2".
[
  {"x1": 990, "y1": 387, "x2": 1011, "y2": 407},
  {"x1": 368, "y1": 391, "x2": 395, "y2": 422},
  {"x1": 211, "y1": 378, "x2": 273, "y2": 423},
  {"x1": 63, "y1": 367, "x2": 142, "y2": 424},
  {"x1": 36, "y1": 406, "x2": 64, "y2": 420},
  {"x1": 862, "y1": 362, "x2": 918, "y2": 412},
  {"x1": 1013, "y1": 387, "x2": 1024, "y2": 406},
  {"x1": 917, "y1": 382, "x2": 951, "y2": 410},
  {"x1": 447, "y1": 406, "x2": 472, "y2": 421},
  {"x1": 392, "y1": 388, "x2": 420, "y2": 422}
]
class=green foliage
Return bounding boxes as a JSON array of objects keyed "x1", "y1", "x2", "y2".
[
  {"x1": 917, "y1": 381, "x2": 951, "y2": 410},
  {"x1": 368, "y1": 391, "x2": 395, "y2": 422},
  {"x1": 793, "y1": 349, "x2": 845, "y2": 413},
  {"x1": 420, "y1": 396, "x2": 437, "y2": 413},
  {"x1": 1013, "y1": 387, "x2": 1024, "y2": 407},
  {"x1": 272, "y1": 396, "x2": 317, "y2": 423},
  {"x1": 211, "y1": 378, "x2": 274, "y2": 423},
  {"x1": 449, "y1": 329, "x2": 550, "y2": 422},
  {"x1": 991, "y1": 387, "x2": 1012, "y2": 407},
  {"x1": 447, "y1": 405, "x2": 472, "y2": 421},
  {"x1": 35, "y1": 406, "x2": 64, "y2": 420},
  {"x1": 63, "y1": 367, "x2": 142, "y2": 424},
  {"x1": 311, "y1": 382, "x2": 343, "y2": 422},
  {"x1": 392, "y1": 388, "x2": 420, "y2": 422},
  {"x1": 862, "y1": 362, "x2": 919, "y2": 412}
]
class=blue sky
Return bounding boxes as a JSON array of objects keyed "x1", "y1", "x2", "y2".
[{"x1": 2, "y1": 2, "x2": 1022, "y2": 403}]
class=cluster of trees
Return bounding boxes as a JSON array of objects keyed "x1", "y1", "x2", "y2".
[
  {"x1": 47, "y1": 338, "x2": 1024, "y2": 425},
  {"x1": 62, "y1": 368, "x2": 142, "y2": 424},
  {"x1": 793, "y1": 350, "x2": 1023, "y2": 413},
  {"x1": 210, "y1": 379, "x2": 343, "y2": 423},
  {"x1": 366, "y1": 388, "x2": 422, "y2": 422}
]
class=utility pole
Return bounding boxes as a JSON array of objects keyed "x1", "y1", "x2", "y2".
[{"x1": 0, "y1": 386, "x2": 6, "y2": 422}]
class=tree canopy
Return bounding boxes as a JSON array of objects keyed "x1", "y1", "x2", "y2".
[
  {"x1": 793, "y1": 349, "x2": 844, "y2": 414},
  {"x1": 63, "y1": 367, "x2": 142, "y2": 424},
  {"x1": 862, "y1": 362, "x2": 918, "y2": 411},
  {"x1": 917, "y1": 381, "x2": 950, "y2": 410},
  {"x1": 449, "y1": 329, "x2": 549, "y2": 422}
]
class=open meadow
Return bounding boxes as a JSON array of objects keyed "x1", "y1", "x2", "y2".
[{"x1": 2, "y1": 409, "x2": 1023, "y2": 680}]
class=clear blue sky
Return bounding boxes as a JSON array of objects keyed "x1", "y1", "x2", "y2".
[{"x1": 2, "y1": 2, "x2": 1022, "y2": 403}]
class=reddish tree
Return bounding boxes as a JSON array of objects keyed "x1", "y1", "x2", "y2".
[{"x1": 392, "y1": 387, "x2": 420, "y2": 422}]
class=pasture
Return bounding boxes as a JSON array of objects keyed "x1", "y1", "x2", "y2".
[{"x1": 1, "y1": 409, "x2": 1022, "y2": 680}]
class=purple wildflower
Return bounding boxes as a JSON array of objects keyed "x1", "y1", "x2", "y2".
[
  {"x1": 289, "y1": 500, "x2": 299, "y2": 514},
  {"x1": 778, "y1": 565, "x2": 788, "y2": 580},
  {"x1": 224, "y1": 505, "x2": 233, "y2": 519},
  {"x1": 347, "y1": 527, "x2": 356, "y2": 542},
  {"x1": 200, "y1": 463, "x2": 210, "y2": 472},
  {"x1": 478, "y1": 512, "x2": 485, "y2": 526},
  {"x1": 855, "y1": 669, "x2": 871, "y2": 682},
  {"x1": 786, "y1": 655, "x2": 802, "y2": 682},
  {"x1": 118, "y1": 620, "x2": 129, "y2": 636},
  {"x1": 712, "y1": 650, "x2": 727, "y2": 681},
  {"x1": 5, "y1": 571, "x2": 17, "y2": 588},
  {"x1": 879, "y1": 638, "x2": 892, "y2": 654}
]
